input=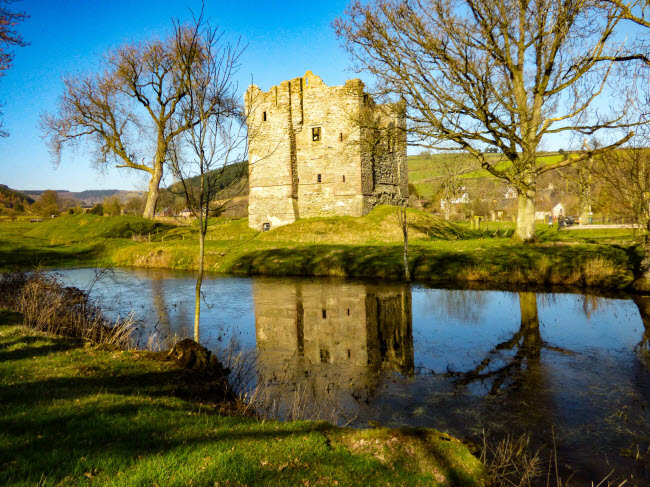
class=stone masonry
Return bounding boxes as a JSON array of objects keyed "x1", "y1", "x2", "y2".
[{"x1": 245, "y1": 71, "x2": 408, "y2": 230}]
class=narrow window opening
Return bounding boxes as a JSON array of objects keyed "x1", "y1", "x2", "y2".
[
  {"x1": 312, "y1": 127, "x2": 321, "y2": 142},
  {"x1": 322, "y1": 309, "x2": 327, "y2": 318},
  {"x1": 262, "y1": 222, "x2": 270, "y2": 232},
  {"x1": 339, "y1": 132, "x2": 343, "y2": 141},
  {"x1": 347, "y1": 308, "x2": 350, "y2": 315},
  {"x1": 342, "y1": 175, "x2": 346, "y2": 183},
  {"x1": 305, "y1": 78, "x2": 309, "y2": 86},
  {"x1": 317, "y1": 174, "x2": 322, "y2": 183},
  {"x1": 262, "y1": 111, "x2": 267, "y2": 122},
  {"x1": 320, "y1": 349, "x2": 330, "y2": 363},
  {"x1": 347, "y1": 349, "x2": 351, "y2": 359}
]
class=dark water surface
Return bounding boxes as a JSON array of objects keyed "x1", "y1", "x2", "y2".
[{"x1": 58, "y1": 268, "x2": 650, "y2": 485}]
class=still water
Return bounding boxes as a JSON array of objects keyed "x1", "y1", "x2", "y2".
[{"x1": 58, "y1": 268, "x2": 650, "y2": 485}]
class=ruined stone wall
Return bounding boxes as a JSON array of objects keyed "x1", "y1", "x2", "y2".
[
  {"x1": 246, "y1": 81, "x2": 298, "y2": 230},
  {"x1": 361, "y1": 102, "x2": 409, "y2": 213},
  {"x1": 246, "y1": 71, "x2": 408, "y2": 230},
  {"x1": 294, "y1": 73, "x2": 366, "y2": 220}
]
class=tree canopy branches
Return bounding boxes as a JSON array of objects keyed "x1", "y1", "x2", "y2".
[
  {"x1": 0, "y1": 0, "x2": 29, "y2": 137},
  {"x1": 40, "y1": 27, "x2": 222, "y2": 219},
  {"x1": 335, "y1": 0, "x2": 636, "y2": 240}
]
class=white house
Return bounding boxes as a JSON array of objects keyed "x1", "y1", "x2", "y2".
[{"x1": 440, "y1": 192, "x2": 470, "y2": 209}]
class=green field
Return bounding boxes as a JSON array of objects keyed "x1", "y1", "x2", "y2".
[
  {"x1": 408, "y1": 152, "x2": 568, "y2": 198},
  {"x1": 0, "y1": 311, "x2": 487, "y2": 486},
  {"x1": 0, "y1": 209, "x2": 638, "y2": 290}
]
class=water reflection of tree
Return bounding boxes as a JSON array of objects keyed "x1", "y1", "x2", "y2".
[
  {"x1": 537, "y1": 292, "x2": 609, "y2": 321},
  {"x1": 451, "y1": 292, "x2": 552, "y2": 395},
  {"x1": 148, "y1": 274, "x2": 190, "y2": 339},
  {"x1": 423, "y1": 289, "x2": 489, "y2": 324},
  {"x1": 632, "y1": 296, "x2": 650, "y2": 357},
  {"x1": 150, "y1": 277, "x2": 171, "y2": 330}
]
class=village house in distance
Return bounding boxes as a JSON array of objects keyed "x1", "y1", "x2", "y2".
[{"x1": 245, "y1": 71, "x2": 408, "y2": 230}]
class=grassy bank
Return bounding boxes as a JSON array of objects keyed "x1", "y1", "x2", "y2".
[
  {"x1": 0, "y1": 312, "x2": 488, "y2": 486},
  {"x1": 0, "y1": 208, "x2": 639, "y2": 290}
]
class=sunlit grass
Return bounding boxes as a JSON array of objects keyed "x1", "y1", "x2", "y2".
[
  {"x1": 0, "y1": 315, "x2": 488, "y2": 486},
  {"x1": 0, "y1": 209, "x2": 639, "y2": 290}
]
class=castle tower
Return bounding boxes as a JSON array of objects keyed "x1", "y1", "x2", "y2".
[{"x1": 245, "y1": 71, "x2": 407, "y2": 231}]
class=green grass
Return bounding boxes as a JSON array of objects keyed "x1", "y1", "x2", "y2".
[
  {"x1": 25, "y1": 214, "x2": 169, "y2": 243},
  {"x1": 408, "y1": 152, "x2": 569, "y2": 198},
  {"x1": 0, "y1": 209, "x2": 640, "y2": 289},
  {"x1": 0, "y1": 314, "x2": 488, "y2": 486}
]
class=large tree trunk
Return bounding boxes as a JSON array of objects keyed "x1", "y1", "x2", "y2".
[
  {"x1": 142, "y1": 168, "x2": 163, "y2": 219},
  {"x1": 142, "y1": 140, "x2": 167, "y2": 220},
  {"x1": 515, "y1": 189, "x2": 537, "y2": 242}
]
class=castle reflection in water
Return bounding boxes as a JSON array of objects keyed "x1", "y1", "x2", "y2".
[{"x1": 252, "y1": 280, "x2": 414, "y2": 410}]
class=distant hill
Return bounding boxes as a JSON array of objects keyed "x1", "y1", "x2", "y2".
[
  {"x1": 168, "y1": 161, "x2": 249, "y2": 199},
  {"x1": 0, "y1": 185, "x2": 35, "y2": 207},
  {"x1": 68, "y1": 190, "x2": 120, "y2": 200},
  {"x1": 22, "y1": 190, "x2": 70, "y2": 195},
  {"x1": 20, "y1": 189, "x2": 146, "y2": 205}
]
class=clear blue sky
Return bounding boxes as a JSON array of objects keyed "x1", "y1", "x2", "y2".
[{"x1": 0, "y1": 0, "x2": 354, "y2": 191}]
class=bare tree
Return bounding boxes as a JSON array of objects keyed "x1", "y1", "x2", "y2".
[
  {"x1": 335, "y1": 0, "x2": 635, "y2": 241},
  {"x1": 41, "y1": 28, "x2": 216, "y2": 219},
  {"x1": 558, "y1": 142, "x2": 597, "y2": 224},
  {"x1": 0, "y1": 0, "x2": 29, "y2": 137},
  {"x1": 602, "y1": 0, "x2": 650, "y2": 43},
  {"x1": 433, "y1": 152, "x2": 475, "y2": 220},
  {"x1": 168, "y1": 14, "x2": 247, "y2": 343},
  {"x1": 591, "y1": 133, "x2": 650, "y2": 291}
]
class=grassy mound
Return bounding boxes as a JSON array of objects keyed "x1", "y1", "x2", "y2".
[
  {"x1": 25, "y1": 214, "x2": 166, "y2": 243},
  {"x1": 252, "y1": 205, "x2": 476, "y2": 245}
]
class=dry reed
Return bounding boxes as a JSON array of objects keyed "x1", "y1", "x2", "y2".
[{"x1": 0, "y1": 271, "x2": 136, "y2": 348}]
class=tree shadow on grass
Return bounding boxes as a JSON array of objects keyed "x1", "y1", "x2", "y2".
[
  {"x1": 227, "y1": 242, "x2": 633, "y2": 290},
  {"x1": 0, "y1": 237, "x2": 105, "y2": 269},
  {"x1": 228, "y1": 245, "x2": 477, "y2": 281},
  {"x1": 0, "y1": 360, "x2": 478, "y2": 486},
  {"x1": 0, "y1": 399, "x2": 342, "y2": 486},
  {"x1": 0, "y1": 329, "x2": 487, "y2": 486},
  {"x1": 0, "y1": 337, "x2": 81, "y2": 363}
]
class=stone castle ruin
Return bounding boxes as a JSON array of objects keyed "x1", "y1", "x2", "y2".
[{"x1": 245, "y1": 71, "x2": 408, "y2": 230}]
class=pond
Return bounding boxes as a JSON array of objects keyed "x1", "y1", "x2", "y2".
[{"x1": 57, "y1": 268, "x2": 650, "y2": 485}]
